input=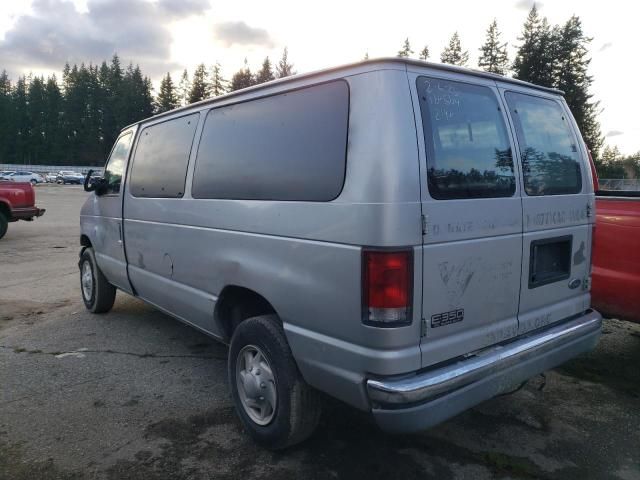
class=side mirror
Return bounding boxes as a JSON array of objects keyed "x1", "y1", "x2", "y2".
[
  {"x1": 84, "y1": 169, "x2": 108, "y2": 195},
  {"x1": 83, "y1": 169, "x2": 96, "y2": 192}
]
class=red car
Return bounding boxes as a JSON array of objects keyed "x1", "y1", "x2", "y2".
[{"x1": 0, "y1": 180, "x2": 46, "y2": 239}]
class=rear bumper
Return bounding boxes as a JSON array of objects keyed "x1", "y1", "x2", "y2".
[
  {"x1": 11, "y1": 206, "x2": 46, "y2": 220},
  {"x1": 367, "y1": 310, "x2": 602, "y2": 433}
]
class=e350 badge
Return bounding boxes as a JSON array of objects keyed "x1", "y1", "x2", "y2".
[{"x1": 431, "y1": 308, "x2": 464, "y2": 328}]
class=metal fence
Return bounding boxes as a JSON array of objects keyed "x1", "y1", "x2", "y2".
[
  {"x1": 0, "y1": 164, "x2": 103, "y2": 175},
  {"x1": 599, "y1": 179, "x2": 640, "y2": 191}
]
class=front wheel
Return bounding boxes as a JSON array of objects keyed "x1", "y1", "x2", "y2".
[
  {"x1": 79, "y1": 248, "x2": 116, "y2": 313},
  {"x1": 228, "y1": 315, "x2": 322, "y2": 449}
]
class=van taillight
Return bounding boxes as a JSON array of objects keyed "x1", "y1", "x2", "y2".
[
  {"x1": 587, "y1": 149, "x2": 599, "y2": 192},
  {"x1": 362, "y1": 249, "x2": 412, "y2": 325}
]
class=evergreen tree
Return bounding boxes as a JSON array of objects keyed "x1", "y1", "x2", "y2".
[
  {"x1": 178, "y1": 69, "x2": 191, "y2": 106},
  {"x1": 255, "y1": 57, "x2": 275, "y2": 84},
  {"x1": 43, "y1": 75, "x2": 64, "y2": 164},
  {"x1": 156, "y1": 72, "x2": 179, "y2": 113},
  {"x1": 0, "y1": 71, "x2": 12, "y2": 162},
  {"x1": 26, "y1": 76, "x2": 47, "y2": 164},
  {"x1": 11, "y1": 77, "x2": 29, "y2": 164},
  {"x1": 397, "y1": 38, "x2": 413, "y2": 58},
  {"x1": 419, "y1": 45, "x2": 430, "y2": 60},
  {"x1": 554, "y1": 15, "x2": 603, "y2": 158},
  {"x1": 100, "y1": 54, "x2": 124, "y2": 157},
  {"x1": 188, "y1": 64, "x2": 209, "y2": 103},
  {"x1": 478, "y1": 19, "x2": 509, "y2": 75},
  {"x1": 275, "y1": 47, "x2": 295, "y2": 78},
  {"x1": 209, "y1": 62, "x2": 227, "y2": 96},
  {"x1": 512, "y1": 6, "x2": 556, "y2": 87},
  {"x1": 229, "y1": 59, "x2": 255, "y2": 92},
  {"x1": 440, "y1": 32, "x2": 469, "y2": 66}
]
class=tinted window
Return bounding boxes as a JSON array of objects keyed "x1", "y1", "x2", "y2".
[
  {"x1": 192, "y1": 81, "x2": 349, "y2": 201},
  {"x1": 130, "y1": 113, "x2": 199, "y2": 198},
  {"x1": 505, "y1": 92, "x2": 582, "y2": 196},
  {"x1": 103, "y1": 133, "x2": 132, "y2": 194},
  {"x1": 417, "y1": 77, "x2": 515, "y2": 200}
]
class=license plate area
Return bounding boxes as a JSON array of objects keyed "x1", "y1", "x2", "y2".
[{"x1": 529, "y1": 235, "x2": 572, "y2": 289}]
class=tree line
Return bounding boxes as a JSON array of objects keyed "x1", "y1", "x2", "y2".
[
  {"x1": 0, "y1": 6, "x2": 628, "y2": 174},
  {"x1": 596, "y1": 146, "x2": 640, "y2": 179}
]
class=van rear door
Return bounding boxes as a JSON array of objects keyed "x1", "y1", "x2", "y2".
[
  {"x1": 500, "y1": 88, "x2": 593, "y2": 335},
  {"x1": 408, "y1": 71, "x2": 524, "y2": 368}
]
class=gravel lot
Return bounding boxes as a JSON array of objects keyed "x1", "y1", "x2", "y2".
[{"x1": 1, "y1": 185, "x2": 639, "y2": 480}]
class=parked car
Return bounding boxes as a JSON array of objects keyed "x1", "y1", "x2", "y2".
[
  {"x1": 0, "y1": 171, "x2": 15, "y2": 180},
  {"x1": 56, "y1": 171, "x2": 84, "y2": 184},
  {"x1": 45, "y1": 172, "x2": 58, "y2": 183},
  {"x1": 3, "y1": 171, "x2": 45, "y2": 185},
  {"x1": 79, "y1": 58, "x2": 602, "y2": 448},
  {"x1": 591, "y1": 182, "x2": 640, "y2": 321},
  {"x1": 0, "y1": 181, "x2": 46, "y2": 239}
]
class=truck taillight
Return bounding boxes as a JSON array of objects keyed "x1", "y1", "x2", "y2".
[
  {"x1": 590, "y1": 224, "x2": 596, "y2": 273},
  {"x1": 362, "y1": 249, "x2": 412, "y2": 325}
]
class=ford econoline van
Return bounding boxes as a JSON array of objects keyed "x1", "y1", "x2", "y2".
[{"x1": 79, "y1": 58, "x2": 602, "y2": 449}]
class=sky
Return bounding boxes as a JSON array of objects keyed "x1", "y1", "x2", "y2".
[{"x1": 0, "y1": 0, "x2": 637, "y2": 154}]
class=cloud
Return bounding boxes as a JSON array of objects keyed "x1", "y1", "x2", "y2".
[
  {"x1": 213, "y1": 21, "x2": 274, "y2": 47},
  {"x1": 606, "y1": 130, "x2": 624, "y2": 138},
  {"x1": 599, "y1": 42, "x2": 613, "y2": 52},
  {"x1": 0, "y1": 0, "x2": 210, "y2": 78},
  {"x1": 515, "y1": 0, "x2": 543, "y2": 10},
  {"x1": 157, "y1": 0, "x2": 210, "y2": 18}
]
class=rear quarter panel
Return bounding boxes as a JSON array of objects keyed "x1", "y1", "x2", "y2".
[
  {"x1": 592, "y1": 196, "x2": 640, "y2": 322},
  {"x1": 0, "y1": 182, "x2": 35, "y2": 210}
]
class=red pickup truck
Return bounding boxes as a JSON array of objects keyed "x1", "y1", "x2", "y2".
[
  {"x1": 592, "y1": 191, "x2": 640, "y2": 322},
  {"x1": 0, "y1": 181, "x2": 46, "y2": 239}
]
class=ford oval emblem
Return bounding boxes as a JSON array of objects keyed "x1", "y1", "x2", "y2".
[{"x1": 568, "y1": 278, "x2": 581, "y2": 290}]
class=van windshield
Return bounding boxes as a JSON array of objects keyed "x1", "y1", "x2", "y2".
[
  {"x1": 505, "y1": 92, "x2": 582, "y2": 196},
  {"x1": 416, "y1": 77, "x2": 515, "y2": 200}
]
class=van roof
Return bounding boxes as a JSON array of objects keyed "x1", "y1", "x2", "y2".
[{"x1": 124, "y1": 57, "x2": 563, "y2": 130}]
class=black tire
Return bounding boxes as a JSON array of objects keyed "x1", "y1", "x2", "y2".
[
  {"x1": 0, "y1": 211, "x2": 7, "y2": 240},
  {"x1": 228, "y1": 315, "x2": 322, "y2": 449},
  {"x1": 30, "y1": 179, "x2": 37, "y2": 186},
  {"x1": 79, "y1": 248, "x2": 116, "y2": 313}
]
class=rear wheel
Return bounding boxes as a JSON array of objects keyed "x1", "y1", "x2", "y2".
[
  {"x1": 228, "y1": 315, "x2": 322, "y2": 449},
  {"x1": 80, "y1": 248, "x2": 116, "y2": 313},
  {"x1": 30, "y1": 179, "x2": 37, "y2": 186},
  {"x1": 0, "y1": 211, "x2": 8, "y2": 240}
]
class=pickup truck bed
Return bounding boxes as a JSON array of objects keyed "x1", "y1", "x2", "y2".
[{"x1": 592, "y1": 192, "x2": 640, "y2": 323}]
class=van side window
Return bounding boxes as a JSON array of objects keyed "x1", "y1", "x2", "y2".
[
  {"x1": 103, "y1": 132, "x2": 132, "y2": 195},
  {"x1": 417, "y1": 77, "x2": 515, "y2": 200},
  {"x1": 192, "y1": 81, "x2": 349, "y2": 201},
  {"x1": 129, "y1": 113, "x2": 199, "y2": 198},
  {"x1": 505, "y1": 92, "x2": 582, "y2": 196}
]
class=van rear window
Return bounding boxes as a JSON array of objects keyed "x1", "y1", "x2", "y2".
[
  {"x1": 505, "y1": 92, "x2": 582, "y2": 196},
  {"x1": 192, "y1": 81, "x2": 349, "y2": 201},
  {"x1": 416, "y1": 77, "x2": 515, "y2": 200}
]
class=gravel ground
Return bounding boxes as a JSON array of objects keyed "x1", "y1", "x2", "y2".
[{"x1": 1, "y1": 185, "x2": 639, "y2": 480}]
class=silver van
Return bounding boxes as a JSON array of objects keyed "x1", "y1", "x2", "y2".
[{"x1": 79, "y1": 58, "x2": 602, "y2": 448}]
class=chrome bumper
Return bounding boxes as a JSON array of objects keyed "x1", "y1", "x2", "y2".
[{"x1": 367, "y1": 311, "x2": 602, "y2": 406}]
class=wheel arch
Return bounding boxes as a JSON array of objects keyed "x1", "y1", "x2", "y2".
[
  {"x1": 80, "y1": 234, "x2": 92, "y2": 248},
  {"x1": 214, "y1": 285, "x2": 278, "y2": 342},
  {"x1": 0, "y1": 199, "x2": 11, "y2": 218}
]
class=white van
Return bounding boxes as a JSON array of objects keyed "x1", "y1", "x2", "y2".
[{"x1": 79, "y1": 58, "x2": 602, "y2": 448}]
